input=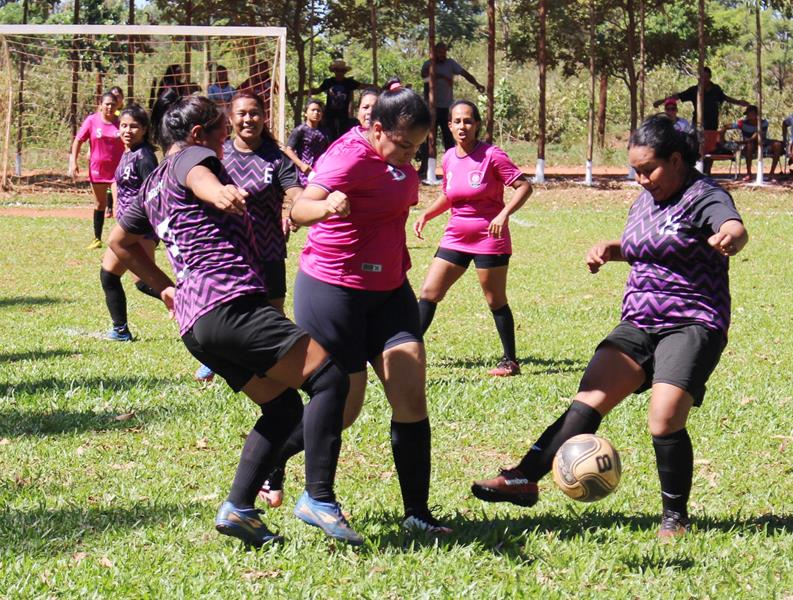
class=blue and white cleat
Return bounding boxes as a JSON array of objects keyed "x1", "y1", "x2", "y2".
[
  {"x1": 194, "y1": 364, "x2": 215, "y2": 382},
  {"x1": 215, "y1": 501, "x2": 283, "y2": 548},
  {"x1": 106, "y1": 326, "x2": 133, "y2": 342},
  {"x1": 294, "y1": 491, "x2": 363, "y2": 546}
]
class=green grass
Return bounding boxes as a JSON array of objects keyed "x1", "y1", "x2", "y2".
[{"x1": 1, "y1": 187, "x2": 791, "y2": 599}]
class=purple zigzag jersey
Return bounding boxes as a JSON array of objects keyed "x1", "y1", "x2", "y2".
[
  {"x1": 288, "y1": 124, "x2": 330, "y2": 186},
  {"x1": 129, "y1": 146, "x2": 266, "y2": 335},
  {"x1": 620, "y1": 177, "x2": 740, "y2": 335},
  {"x1": 114, "y1": 143, "x2": 158, "y2": 222},
  {"x1": 222, "y1": 139, "x2": 298, "y2": 261}
]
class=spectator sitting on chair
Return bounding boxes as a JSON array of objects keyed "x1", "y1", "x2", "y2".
[
  {"x1": 662, "y1": 99, "x2": 690, "y2": 133},
  {"x1": 721, "y1": 105, "x2": 784, "y2": 182}
]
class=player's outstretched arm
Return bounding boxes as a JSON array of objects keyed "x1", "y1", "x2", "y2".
[
  {"x1": 186, "y1": 165, "x2": 248, "y2": 215},
  {"x1": 708, "y1": 219, "x2": 748, "y2": 257},
  {"x1": 586, "y1": 240, "x2": 624, "y2": 274},
  {"x1": 291, "y1": 186, "x2": 350, "y2": 226}
]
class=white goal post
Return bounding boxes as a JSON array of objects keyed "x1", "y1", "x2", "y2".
[{"x1": 0, "y1": 25, "x2": 286, "y2": 188}]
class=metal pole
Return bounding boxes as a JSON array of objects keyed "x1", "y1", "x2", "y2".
[{"x1": 755, "y1": 0, "x2": 763, "y2": 185}]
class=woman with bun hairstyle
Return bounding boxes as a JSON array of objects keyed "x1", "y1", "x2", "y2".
[
  {"x1": 413, "y1": 100, "x2": 533, "y2": 377},
  {"x1": 109, "y1": 90, "x2": 363, "y2": 547},
  {"x1": 472, "y1": 115, "x2": 748, "y2": 538}
]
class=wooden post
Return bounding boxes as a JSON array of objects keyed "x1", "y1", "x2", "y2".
[
  {"x1": 308, "y1": 0, "x2": 315, "y2": 90},
  {"x1": 184, "y1": 0, "x2": 193, "y2": 88},
  {"x1": 639, "y1": 0, "x2": 645, "y2": 121},
  {"x1": 15, "y1": 0, "x2": 29, "y2": 176},
  {"x1": 370, "y1": 0, "x2": 378, "y2": 85},
  {"x1": 485, "y1": 0, "x2": 495, "y2": 143},
  {"x1": 69, "y1": 0, "x2": 80, "y2": 137},
  {"x1": 597, "y1": 72, "x2": 607, "y2": 147},
  {"x1": 585, "y1": 0, "x2": 596, "y2": 186},
  {"x1": 755, "y1": 0, "x2": 763, "y2": 185},
  {"x1": 127, "y1": 0, "x2": 134, "y2": 102},
  {"x1": 426, "y1": 0, "x2": 439, "y2": 183},
  {"x1": 536, "y1": 0, "x2": 547, "y2": 183}
]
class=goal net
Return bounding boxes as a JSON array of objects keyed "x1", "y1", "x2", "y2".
[{"x1": 0, "y1": 25, "x2": 286, "y2": 189}]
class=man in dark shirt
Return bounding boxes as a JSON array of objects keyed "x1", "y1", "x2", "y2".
[{"x1": 310, "y1": 59, "x2": 369, "y2": 142}]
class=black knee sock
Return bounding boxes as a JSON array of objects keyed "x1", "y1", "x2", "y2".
[
  {"x1": 418, "y1": 299, "x2": 437, "y2": 335},
  {"x1": 93, "y1": 210, "x2": 105, "y2": 241},
  {"x1": 100, "y1": 268, "x2": 127, "y2": 329},
  {"x1": 226, "y1": 388, "x2": 303, "y2": 508},
  {"x1": 652, "y1": 429, "x2": 693, "y2": 517},
  {"x1": 391, "y1": 418, "x2": 431, "y2": 516},
  {"x1": 106, "y1": 188, "x2": 113, "y2": 211},
  {"x1": 491, "y1": 304, "x2": 516, "y2": 362},
  {"x1": 516, "y1": 400, "x2": 602, "y2": 481},
  {"x1": 135, "y1": 280, "x2": 161, "y2": 300},
  {"x1": 300, "y1": 358, "x2": 349, "y2": 502}
]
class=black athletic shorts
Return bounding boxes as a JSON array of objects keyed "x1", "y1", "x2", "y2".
[
  {"x1": 435, "y1": 247, "x2": 510, "y2": 269},
  {"x1": 261, "y1": 259, "x2": 287, "y2": 300},
  {"x1": 293, "y1": 269, "x2": 422, "y2": 374},
  {"x1": 181, "y1": 294, "x2": 307, "y2": 392},
  {"x1": 597, "y1": 321, "x2": 726, "y2": 406}
]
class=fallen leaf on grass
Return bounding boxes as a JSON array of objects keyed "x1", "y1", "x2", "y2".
[
  {"x1": 740, "y1": 397, "x2": 755, "y2": 406},
  {"x1": 99, "y1": 557, "x2": 114, "y2": 569},
  {"x1": 114, "y1": 412, "x2": 136, "y2": 422},
  {"x1": 195, "y1": 493, "x2": 219, "y2": 502},
  {"x1": 196, "y1": 437, "x2": 209, "y2": 450},
  {"x1": 368, "y1": 566, "x2": 386, "y2": 575},
  {"x1": 242, "y1": 569, "x2": 281, "y2": 581},
  {"x1": 76, "y1": 446, "x2": 87, "y2": 456},
  {"x1": 71, "y1": 551, "x2": 88, "y2": 564},
  {"x1": 0, "y1": 438, "x2": 10, "y2": 446},
  {"x1": 14, "y1": 474, "x2": 31, "y2": 487},
  {"x1": 379, "y1": 470, "x2": 393, "y2": 481}
]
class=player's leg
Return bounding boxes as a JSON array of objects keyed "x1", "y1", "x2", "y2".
[
  {"x1": 472, "y1": 323, "x2": 648, "y2": 506},
  {"x1": 88, "y1": 182, "x2": 110, "y2": 248},
  {"x1": 418, "y1": 250, "x2": 470, "y2": 334},
  {"x1": 100, "y1": 245, "x2": 132, "y2": 341},
  {"x1": 474, "y1": 257, "x2": 518, "y2": 376},
  {"x1": 768, "y1": 141, "x2": 783, "y2": 178}
]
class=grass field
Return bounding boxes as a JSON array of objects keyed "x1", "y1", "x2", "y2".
[{"x1": 1, "y1": 185, "x2": 791, "y2": 599}]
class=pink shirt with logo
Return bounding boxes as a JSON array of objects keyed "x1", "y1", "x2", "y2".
[
  {"x1": 440, "y1": 142, "x2": 523, "y2": 254},
  {"x1": 301, "y1": 128, "x2": 419, "y2": 291},
  {"x1": 76, "y1": 113, "x2": 124, "y2": 183}
]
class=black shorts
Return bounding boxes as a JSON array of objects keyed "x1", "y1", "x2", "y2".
[
  {"x1": 261, "y1": 259, "x2": 287, "y2": 300},
  {"x1": 598, "y1": 321, "x2": 726, "y2": 406},
  {"x1": 181, "y1": 294, "x2": 307, "y2": 392},
  {"x1": 293, "y1": 270, "x2": 422, "y2": 373},
  {"x1": 435, "y1": 247, "x2": 510, "y2": 269}
]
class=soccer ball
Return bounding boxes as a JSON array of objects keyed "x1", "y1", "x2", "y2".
[{"x1": 551, "y1": 434, "x2": 622, "y2": 502}]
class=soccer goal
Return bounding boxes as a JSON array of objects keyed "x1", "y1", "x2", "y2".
[{"x1": 0, "y1": 25, "x2": 286, "y2": 189}]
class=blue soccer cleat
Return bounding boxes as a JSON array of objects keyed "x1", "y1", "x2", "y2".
[
  {"x1": 106, "y1": 326, "x2": 133, "y2": 342},
  {"x1": 293, "y1": 491, "x2": 363, "y2": 546},
  {"x1": 194, "y1": 364, "x2": 215, "y2": 382},
  {"x1": 215, "y1": 501, "x2": 283, "y2": 548}
]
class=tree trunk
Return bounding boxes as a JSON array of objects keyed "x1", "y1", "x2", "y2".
[
  {"x1": 755, "y1": 0, "x2": 763, "y2": 184},
  {"x1": 370, "y1": 0, "x2": 378, "y2": 85},
  {"x1": 127, "y1": 0, "x2": 135, "y2": 102},
  {"x1": 536, "y1": 0, "x2": 547, "y2": 182},
  {"x1": 485, "y1": 0, "x2": 495, "y2": 143},
  {"x1": 639, "y1": 0, "x2": 645, "y2": 121},
  {"x1": 625, "y1": 0, "x2": 638, "y2": 134},
  {"x1": 427, "y1": 0, "x2": 436, "y2": 161},
  {"x1": 597, "y1": 71, "x2": 608, "y2": 148},
  {"x1": 292, "y1": 3, "x2": 307, "y2": 127},
  {"x1": 16, "y1": 0, "x2": 29, "y2": 164},
  {"x1": 697, "y1": 0, "x2": 705, "y2": 171},
  {"x1": 585, "y1": 0, "x2": 596, "y2": 185},
  {"x1": 69, "y1": 0, "x2": 80, "y2": 137}
]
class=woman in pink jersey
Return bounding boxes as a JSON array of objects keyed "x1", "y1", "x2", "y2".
[
  {"x1": 271, "y1": 87, "x2": 450, "y2": 535},
  {"x1": 413, "y1": 100, "x2": 533, "y2": 377},
  {"x1": 69, "y1": 91, "x2": 125, "y2": 249}
]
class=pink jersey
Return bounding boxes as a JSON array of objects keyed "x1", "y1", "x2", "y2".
[
  {"x1": 440, "y1": 142, "x2": 523, "y2": 254},
  {"x1": 301, "y1": 128, "x2": 418, "y2": 291},
  {"x1": 76, "y1": 113, "x2": 124, "y2": 183}
]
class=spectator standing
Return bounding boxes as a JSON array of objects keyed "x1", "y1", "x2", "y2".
[{"x1": 312, "y1": 59, "x2": 368, "y2": 142}]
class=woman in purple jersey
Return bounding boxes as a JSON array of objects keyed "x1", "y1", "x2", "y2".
[
  {"x1": 472, "y1": 115, "x2": 748, "y2": 538},
  {"x1": 108, "y1": 90, "x2": 363, "y2": 547},
  {"x1": 283, "y1": 98, "x2": 330, "y2": 186},
  {"x1": 100, "y1": 104, "x2": 161, "y2": 342}
]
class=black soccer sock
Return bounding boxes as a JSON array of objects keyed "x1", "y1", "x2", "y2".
[
  {"x1": 516, "y1": 400, "x2": 602, "y2": 481},
  {"x1": 226, "y1": 388, "x2": 303, "y2": 508},
  {"x1": 391, "y1": 418, "x2": 431, "y2": 516},
  {"x1": 106, "y1": 188, "x2": 113, "y2": 212},
  {"x1": 100, "y1": 268, "x2": 128, "y2": 329},
  {"x1": 491, "y1": 304, "x2": 517, "y2": 362},
  {"x1": 652, "y1": 428, "x2": 693, "y2": 517},
  {"x1": 300, "y1": 358, "x2": 348, "y2": 503},
  {"x1": 93, "y1": 210, "x2": 105, "y2": 241},
  {"x1": 135, "y1": 280, "x2": 161, "y2": 300},
  {"x1": 418, "y1": 299, "x2": 437, "y2": 335}
]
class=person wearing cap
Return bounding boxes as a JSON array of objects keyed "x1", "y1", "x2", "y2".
[
  {"x1": 721, "y1": 105, "x2": 784, "y2": 182},
  {"x1": 418, "y1": 42, "x2": 485, "y2": 179},
  {"x1": 312, "y1": 59, "x2": 370, "y2": 142},
  {"x1": 662, "y1": 99, "x2": 690, "y2": 133}
]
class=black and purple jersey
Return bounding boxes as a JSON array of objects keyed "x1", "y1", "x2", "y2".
[
  {"x1": 118, "y1": 145, "x2": 266, "y2": 335},
  {"x1": 620, "y1": 175, "x2": 742, "y2": 335},
  {"x1": 114, "y1": 143, "x2": 158, "y2": 222},
  {"x1": 287, "y1": 124, "x2": 330, "y2": 186},
  {"x1": 222, "y1": 139, "x2": 300, "y2": 261}
]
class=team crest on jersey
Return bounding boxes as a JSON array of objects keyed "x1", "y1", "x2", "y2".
[
  {"x1": 468, "y1": 170, "x2": 484, "y2": 188},
  {"x1": 387, "y1": 165, "x2": 406, "y2": 181},
  {"x1": 658, "y1": 215, "x2": 682, "y2": 236}
]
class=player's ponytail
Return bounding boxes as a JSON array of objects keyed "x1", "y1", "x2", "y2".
[
  {"x1": 151, "y1": 90, "x2": 224, "y2": 152},
  {"x1": 630, "y1": 114, "x2": 700, "y2": 168},
  {"x1": 371, "y1": 87, "x2": 431, "y2": 134}
]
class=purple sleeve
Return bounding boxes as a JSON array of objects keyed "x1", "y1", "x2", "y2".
[
  {"x1": 135, "y1": 148, "x2": 159, "y2": 182},
  {"x1": 171, "y1": 146, "x2": 221, "y2": 186},
  {"x1": 490, "y1": 146, "x2": 523, "y2": 186},
  {"x1": 117, "y1": 193, "x2": 154, "y2": 236},
  {"x1": 691, "y1": 186, "x2": 742, "y2": 235},
  {"x1": 76, "y1": 115, "x2": 93, "y2": 142}
]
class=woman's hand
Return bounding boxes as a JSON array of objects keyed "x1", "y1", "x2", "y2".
[
  {"x1": 586, "y1": 241, "x2": 617, "y2": 273},
  {"x1": 68, "y1": 157, "x2": 79, "y2": 180},
  {"x1": 488, "y1": 212, "x2": 508, "y2": 238},
  {"x1": 210, "y1": 185, "x2": 248, "y2": 215},
  {"x1": 708, "y1": 231, "x2": 739, "y2": 256},
  {"x1": 413, "y1": 213, "x2": 430, "y2": 239},
  {"x1": 324, "y1": 190, "x2": 350, "y2": 218},
  {"x1": 160, "y1": 286, "x2": 176, "y2": 319}
]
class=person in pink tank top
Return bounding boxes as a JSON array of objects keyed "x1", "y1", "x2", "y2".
[
  {"x1": 69, "y1": 92, "x2": 124, "y2": 249},
  {"x1": 413, "y1": 100, "x2": 533, "y2": 377}
]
